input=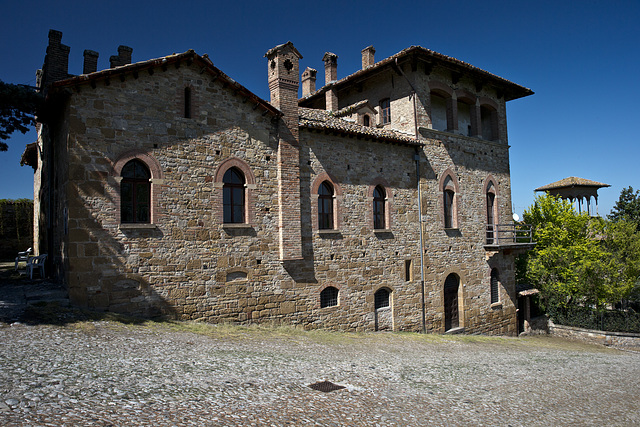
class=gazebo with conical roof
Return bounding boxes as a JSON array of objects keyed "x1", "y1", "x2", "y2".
[{"x1": 535, "y1": 177, "x2": 610, "y2": 216}]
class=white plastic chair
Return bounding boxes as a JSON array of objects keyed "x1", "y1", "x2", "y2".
[
  {"x1": 26, "y1": 254, "x2": 47, "y2": 279},
  {"x1": 15, "y1": 247, "x2": 32, "y2": 270}
]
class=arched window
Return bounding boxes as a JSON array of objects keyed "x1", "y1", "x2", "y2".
[
  {"x1": 363, "y1": 114, "x2": 370, "y2": 127},
  {"x1": 486, "y1": 181, "x2": 496, "y2": 244},
  {"x1": 374, "y1": 288, "x2": 390, "y2": 310},
  {"x1": 318, "y1": 181, "x2": 334, "y2": 230},
  {"x1": 442, "y1": 174, "x2": 458, "y2": 229},
  {"x1": 490, "y1": 268, "x2": 500, "y2": 304},
  {"x1": 223, "y1": 167, "x2": 245, "y2": 223},
  {"x1": 320, "y1": 286, "x2": 339, "y2": 308},
  {"x1": 121, "y1": 159, "x2": 151, "y2": 223},
  {"x1": 373, "y1": 185, "x2": 386, "y2": 229},
  {"x1": 430, "y1": 91, "x2": 449, "y2": 131}
]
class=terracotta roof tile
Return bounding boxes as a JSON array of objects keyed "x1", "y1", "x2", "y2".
[
  {"x1": 299, "y1": 108, "x2": 420, "y2": 147},
  {"x1": 535, "y1": 177, "x2": 610, "y2": 191}
]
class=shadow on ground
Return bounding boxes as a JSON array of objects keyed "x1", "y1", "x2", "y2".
[{"x1": 0, "y1": 261, "x2": 152, "y2": 326}]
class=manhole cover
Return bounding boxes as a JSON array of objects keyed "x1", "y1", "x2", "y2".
[{"x1": 308, "y1": 380, "x2": 345, "y2": 393}]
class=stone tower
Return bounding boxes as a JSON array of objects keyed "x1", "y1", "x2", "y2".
[{"x1": 265, "y1": 42, "x2": 303, "y2": 261}]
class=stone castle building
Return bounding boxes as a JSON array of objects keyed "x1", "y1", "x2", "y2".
[{"x1": 25, "y1": 30, "x2": 534, "y2": 334}]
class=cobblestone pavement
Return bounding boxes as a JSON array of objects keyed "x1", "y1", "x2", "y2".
[
  {"x1": 1, "y1": 263, "x2": 640, "y2": 426},
  {"x1": 1, "y1": 317, "x2": 640, "y2": 426}
]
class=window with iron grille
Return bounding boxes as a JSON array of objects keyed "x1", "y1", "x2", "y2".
[
  {"x1": 374, "y1": 288, "x2": 390, "y2": 310},
  {"x1": 490, "y1": 268, "x2": 500, "y2": 304},
  {"x1": 318, "y1": 181, "x2": 334, "y2": 229},
  {"x1": 380, "y1": 98, "x2": 391, "y2": 124},
  {"x1": 121, "y1": 159, "x2": 151, "y2": 223},
  {"x1": 320, "y1": 286, "x2": 338, "y2": 308},
  {"x1": 223, "y1": 167, "x2": 245, "y2": 223}
]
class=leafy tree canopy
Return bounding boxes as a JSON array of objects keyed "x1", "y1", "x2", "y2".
[
  {"x1": 0, "y1": 80, "x2": 43, "y2": 151},
  {"x1": 522, "y1": 193, "x2": 639, "y2": 309},
  {"x1": 609, "y1": 186, "x2": 640, "y2": 226}
]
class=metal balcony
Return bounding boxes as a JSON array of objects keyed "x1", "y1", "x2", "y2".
[{"x1": 485, "y1": 223, "x2": 535, "y2": 252}]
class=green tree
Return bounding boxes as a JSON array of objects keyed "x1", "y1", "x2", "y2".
[
  {"x1": 609, "y1": 186, "x2": 640, "y2": 226},
  {"x1": 0, "y1": 80, "x2": 43, "y2": 151},
  {"x1": 522, "y1": 193, "x2": 636, "y2": 309}
]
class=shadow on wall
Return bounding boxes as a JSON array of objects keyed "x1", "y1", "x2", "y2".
[{"x1": 64, "y1": 145, "x2": 177, "y2": 320}]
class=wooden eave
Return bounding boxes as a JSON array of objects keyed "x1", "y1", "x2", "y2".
[{"x1": 299, "y1": 46, "x2": 534, "y2": 105}]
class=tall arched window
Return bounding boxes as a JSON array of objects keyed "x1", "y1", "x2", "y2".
[
  {"x1": 318, "y1": 181, "x2": 334, "y2": 230},
  {"x1": 486, "y1": 181, "x2": 496, "y2": 244},
  {"x1": 223, "y1": 167, "x2": 245, "y2": 223},
  {"x1": 442, "y1": 173, "x2": 458, "y2": 229},
  {"x1": 373, "y1": 185, "x2": 386, "y2": 229},
  {"x1": 121, "y1": 159, "x2": 151, "y2": 223},
  {"x1": 444, "y1": 189, "x2": 454, "y2": 229},
  {"x1": 490, "y1": 268, "x2": 500, "y2": 304}
]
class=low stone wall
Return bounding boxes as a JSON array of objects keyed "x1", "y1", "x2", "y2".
[{"x1": 549, "y1": 321, "x2": 640, "y2": 349}]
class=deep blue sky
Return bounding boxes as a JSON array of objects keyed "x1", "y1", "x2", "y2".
[{"x1": 1, "y1": 0, "x2": 638, "y2": 218}]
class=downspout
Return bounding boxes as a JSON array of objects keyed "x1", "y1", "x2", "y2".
[{"x1": 396, "y1": 58, "x2": 426, "y2": 333}]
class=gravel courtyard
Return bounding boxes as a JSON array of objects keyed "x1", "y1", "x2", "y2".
[{"x1": 1, "y1": 313, "x2": 639, "y2": 426}]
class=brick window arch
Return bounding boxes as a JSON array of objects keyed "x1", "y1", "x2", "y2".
[
  {"x1": 223, "y1": 167, "x2": 245, "y2": 223},
  {"x1": 440, "y1": 169, "x2": 460, "y2": 229},
  {"x1": 368, "y1": 178, "x2": 393, "y2": 231},
  {"x1": 318, "y1": 181, "x2": 334, "y2": 230},
  {"x1": 214, "y1": 158, "x2": 256, "y2": 226},
  {"x1": 311, "y1": 172, "x2": 342, "y2": 231},
  {"x1": 112, "y1": 150, "x2": 163, "y2": 225},
  {"x1": 121, "y1": 160, "x2": 151, "y2": 223},
  {"x1": 484, "y1": 177, "x2": 498, "y2": 244}
]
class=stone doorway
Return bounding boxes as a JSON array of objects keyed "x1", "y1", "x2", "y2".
[
  {"x1": 444, "y1": 274, "x2": 459, "y2": 331},
  {"x1": 374, "y1": 288, "x2": 392, "y2": 331}
]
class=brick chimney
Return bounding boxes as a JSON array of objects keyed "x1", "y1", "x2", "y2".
[
  {"x1": 83, "y1": 50, "x2": 99, "y2": 74},
  {"x1": 109, "y1": 45, "x2": 133, "y2": 68},
  {"x1": 322, "y1": 52, "x2": 338, "y2": 111},
  {"x1": 40, "y1": 29, "x2": 71, "y2": 89},
  {"x1": 301, "y1": 67, "x2": 317, "y2": 97},
  {"x1": 323, "y1": 52, "x2": 338, "y2": 84},
  {"x1": 265, "y1": 42, "x2": 303, "y2": 261},
  {"x1": 362, "y1": 45, "x2": 375, "y2": 69}
]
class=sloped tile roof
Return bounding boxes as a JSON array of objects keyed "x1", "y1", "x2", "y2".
[
  {"x1": 535, "y1": 177, "x2": 611, "y2": 191},
  {"x1": 299, "y1": 108, "x2": 421, "y2": 147},
  {"x1": 300, "y1": 45, "x2": 533, "y2": 104},
  {"x1": 50, "y1": 50, "x2": 282, "y2": 118}
]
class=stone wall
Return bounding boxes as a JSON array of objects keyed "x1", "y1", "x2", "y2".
[
  {"x1": 37, "y1": 43, "x2": 524, "y2": 335},
  {"x1": 549, "y1": 322, "x2": 640, "y2": 349}
]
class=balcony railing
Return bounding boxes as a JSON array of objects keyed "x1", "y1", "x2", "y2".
[{"x1": 486, "y1": 223, "x2": 533, "y2": 245}]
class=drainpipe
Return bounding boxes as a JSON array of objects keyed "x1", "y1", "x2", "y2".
[
  {"x1": 396, "y1": 58, "x2": 426, "y2": 333},
  {"x1": 415, "y1": 149, "x2": 426, "y2": 333}
]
